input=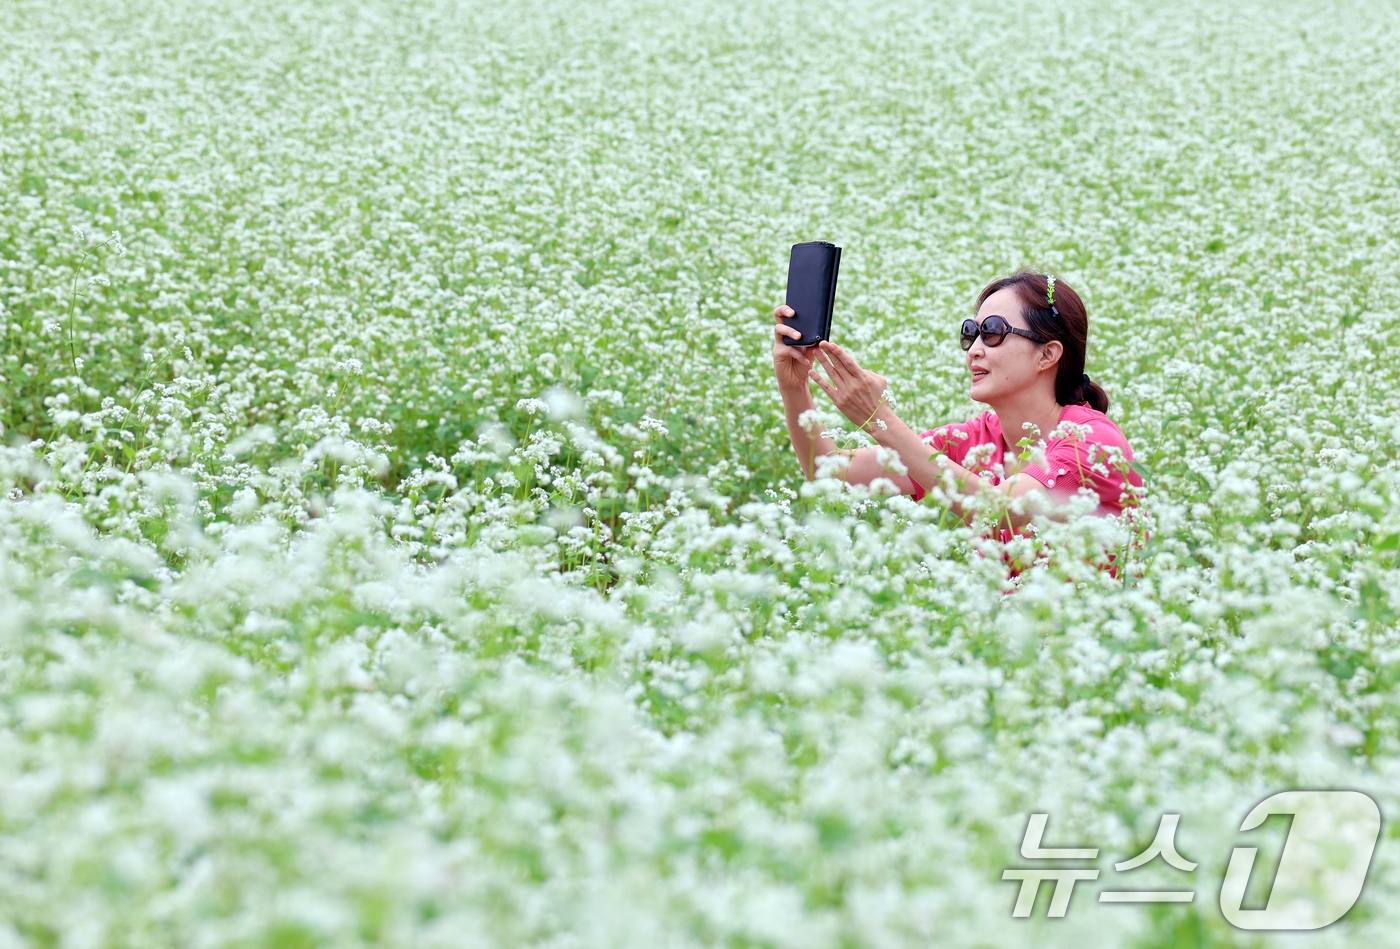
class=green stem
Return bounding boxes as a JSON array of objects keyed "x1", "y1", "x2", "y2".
[{"x1": 66, "y1": 250, "x2": 91, "y2": 412}]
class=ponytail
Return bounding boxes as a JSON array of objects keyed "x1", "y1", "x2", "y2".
[{"x1": 1071, "y1": 372, "x2": 1110, "y2": 413}]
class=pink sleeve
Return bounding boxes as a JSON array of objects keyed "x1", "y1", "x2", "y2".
[
  {"x1": 908, "y1": 419, "x2": 982, "y2": 502},
  {"x1": 1020, "y1": 441, "x2": 1139, "y2": 514},
  {"x1": 1018, "y1": 443, "x2": 1088, "y2": 501}
]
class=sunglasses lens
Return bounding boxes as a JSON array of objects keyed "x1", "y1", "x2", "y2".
[
  {"x1": 981, "y1": 316, "x2": 1009, "y2": 347},
  {"x1": 959, "y1": 319, "x2": 977, "y2": 351}
]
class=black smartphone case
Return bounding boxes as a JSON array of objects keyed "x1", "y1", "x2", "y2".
[{"x1": 782, "y1": 240, "x2": 841, "y2": 347}]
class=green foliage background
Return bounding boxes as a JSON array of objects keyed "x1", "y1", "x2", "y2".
[{"x1": 1, "y1": 0, "x2": 1399, "y2": 946}]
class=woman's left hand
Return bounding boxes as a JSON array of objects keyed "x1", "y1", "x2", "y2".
[{"x1": 809, "y1": 341, "x2": 889, "y2": 431}]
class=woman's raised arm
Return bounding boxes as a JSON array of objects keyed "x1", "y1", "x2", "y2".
[
  {"x1": 804, "y1": 339, "x2": 1058, "y2": 527},
  {"x1": 772, "y1": 306, "x2": 918, "y2": 493}
]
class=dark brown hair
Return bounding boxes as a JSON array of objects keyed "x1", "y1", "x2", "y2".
[{"x1": 975, "y1": 270, "x2": 1109, "y2": 413}]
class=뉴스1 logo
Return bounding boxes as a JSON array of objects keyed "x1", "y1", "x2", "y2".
[{"x1": 1002, "y1": 790, "x2": 1381, "y2": 930}]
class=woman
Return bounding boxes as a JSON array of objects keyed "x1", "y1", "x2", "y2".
[{"x1": 772, "y1": 270, "x2": 1143, "y2": 530}]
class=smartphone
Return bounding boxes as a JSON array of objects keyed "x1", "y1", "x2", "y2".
[{"x1": 782, "y1": 240, "x2": 841, "y2": 347}]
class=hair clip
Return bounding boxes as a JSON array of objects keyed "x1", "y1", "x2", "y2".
[{"x1": 1045, "y1": 275, "x2": 1060, "y2": 318}]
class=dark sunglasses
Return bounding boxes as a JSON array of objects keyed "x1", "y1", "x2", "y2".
[{"x1": 960, "y1": 316, "x2": 1050, "y2": 351}]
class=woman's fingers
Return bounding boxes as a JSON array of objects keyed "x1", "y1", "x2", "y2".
[
  {"x1": 815, "y1": 348, "x2": 849, "y2": 385},
  {"x1": 773, "y1": 306, "x2": 804, "y2": 341},
  {"x1": 816, "y1": 342, "x2": 849, "y2": 381},
  {"x1": 808, "y1": 367, "x2": 837, "y2": 400},
  {"x1": 774, "y1": 333, "x2": 812, "y2": 363},
  {"x1": 821, "y1": 341, "x2": 861, "y2": 374},
  {"x1": 779, "y1": 346, "x2": 812, "y2": 367},
  {"x1": 821, "y1": 343, "x2": 886, "y2": 398}
]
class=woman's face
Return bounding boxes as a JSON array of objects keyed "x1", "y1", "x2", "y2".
[{"x1": 965, "y1": 287, "x2": 1060, "y2": 403}]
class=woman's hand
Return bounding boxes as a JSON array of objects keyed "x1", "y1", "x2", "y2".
[
  {"x1": 809, "y1": 341, "x2": 889, "y2": 431},
  {"x1": 772, "y1": 305, "x2": 815, "y2": 392}
]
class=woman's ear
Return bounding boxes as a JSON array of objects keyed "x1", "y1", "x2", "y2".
[{"x1": 1038, "y1": 340, "x2": 1063, "y2": 373}]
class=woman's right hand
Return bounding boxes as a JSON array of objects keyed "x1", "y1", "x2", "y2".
[{"x1": 772, "y1": 305, "x2": 814, "y2": 392}]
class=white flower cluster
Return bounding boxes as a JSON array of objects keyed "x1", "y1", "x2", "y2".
[{"x1": 1, "y1": 0, "x2": 1399, "y2": 946}]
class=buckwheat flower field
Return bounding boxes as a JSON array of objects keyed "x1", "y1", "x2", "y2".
[{"x1": 3, "y1": 0, "x2": 1400, "y2": 945}]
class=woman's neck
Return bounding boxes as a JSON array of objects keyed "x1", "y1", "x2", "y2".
[{"x1": 989, "y1": 395, "x2": 1065, "y2": 455}]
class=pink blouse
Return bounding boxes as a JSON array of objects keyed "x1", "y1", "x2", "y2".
[{"x1": 908, "y1": 404, "x2": 1143, "y2": 516}]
